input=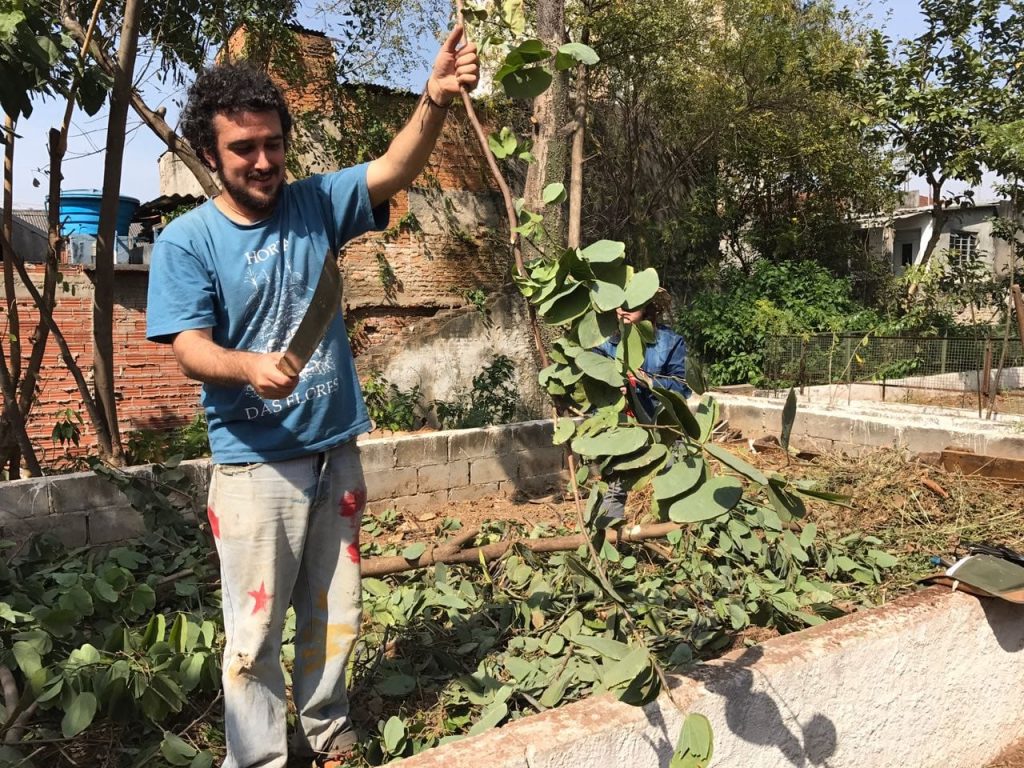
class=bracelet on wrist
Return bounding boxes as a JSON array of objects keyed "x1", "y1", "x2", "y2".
[{"x1": 423, "y1": 87, "x2": 453, "y2": 110}]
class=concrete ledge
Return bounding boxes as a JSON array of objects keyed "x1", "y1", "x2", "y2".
[
  {"x1": 395, "y1": 588, "x2": 1024, "y2": 768},
  {"x1": 0, "y1": 420, "x2": 567, "y2": 545},
  {"x1": 718, "y1": 394, "x2": 1024, "y2": 459}
]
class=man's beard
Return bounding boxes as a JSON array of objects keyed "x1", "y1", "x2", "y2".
[{"x1": 217, "y1": 168, "x2": 282, "y2": 217}]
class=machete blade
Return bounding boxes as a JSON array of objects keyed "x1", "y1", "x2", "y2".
[{"x1": 277, "y1": 248, "x2": 341, "y2": 377}]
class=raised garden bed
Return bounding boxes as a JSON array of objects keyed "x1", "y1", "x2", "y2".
[{"x1": 0, "y1": 441, "x2": 1021, "y2": 767}]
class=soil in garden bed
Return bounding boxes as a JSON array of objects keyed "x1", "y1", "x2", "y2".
[{"x1": 376, "y1": 442, "x2": 1024, "y2": 594}]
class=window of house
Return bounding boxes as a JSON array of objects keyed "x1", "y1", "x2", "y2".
[
  {"x1": 900, "y1": 242, "x2": 913, "y2": 266},
  {"x1": 949, "y1": 231, "x2": 978, "y2": 265}
]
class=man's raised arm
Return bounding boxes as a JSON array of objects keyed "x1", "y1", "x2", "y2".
[{"x1": 366, "y1": 25, "x2": 479, "y2": 207}]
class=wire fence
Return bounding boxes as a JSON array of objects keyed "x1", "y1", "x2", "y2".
[{"x1": 763, "y1": 332, "x2": 1024, "y2": 416}]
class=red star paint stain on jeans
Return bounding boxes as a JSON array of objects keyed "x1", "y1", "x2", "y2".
[{"x1": 339, "y1": 487, "x2": 366, "y2": 518}]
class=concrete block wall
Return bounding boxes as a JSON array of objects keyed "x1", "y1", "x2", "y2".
[
  {"x1": 0, "y1": 420, "x2": 566, "y2": 546},
  {"x1": 718, "y1": 393, "x2": 1024, "y2": 459},
  {"x1": 359, "y1": 420, "x2": 566, "y2": 514}
]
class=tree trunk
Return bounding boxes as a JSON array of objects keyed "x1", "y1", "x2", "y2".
[
  {"x1": 521, "y1": 0, "x2": 570, "y2": 250},
  {"x1": 906, "y1": 182, "x2": 947, "y2": 300},
  {"x1": 92, "y1": 0, "x2": 144, "y2": 465},
  {"x1": 0, "y1": 117, "x2": 30, "y2": 477},
  {"x1": 567, "y1": 27, "x2": 590, "y2": 250}
]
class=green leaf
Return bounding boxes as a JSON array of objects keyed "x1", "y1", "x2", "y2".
[
  {"x1": 160, "y1": 732, "x2": 198, "y2": 766},
  {"x1": 179, "y1": 653, "x2": 206, "y2": 692},
  {"x1": 869, "y1": 549, "x2": 899, "y2": 568},
  {"x1": 668, "y1": 476, "x2": 743, "y2": 523},
  {"x1": 670, "y1": 713, "x2": 714, "y2": 768},
  {"x1": 58, "y1": 584, "x2": 94, "y2": 616},
  {"x1": 652, "y1": 387, "x2": 700, "y2": 440},
  {"x1": 579, "y1": 240, "x2": 625, "y2": 264},
  {"x1": 142, "y1": 614, "x2": 166, "y2": 648},
  {"x1": 618, "y1": 323, "x2": 645, "y2": 376},
  {"x1": 766, "y1": 481, "x2": 806, "y2": 521},
  {"x1": 189, "y1": 752, "x2": 214, "y2": 768},
  {"x1": 93, "y1": 577, "x2": 119, "y2": 603},
  {"x1": 402, "y1": 543, "x2": 426, "y2": 560},
  {"x1": 572, "y1": 634, "x2": 631, "y2": 660},
  {"x1": 623, "y1": 268, "x2": 659, "y2": 310},
  {"x1": 703, "y1": 443, "x2": 768, "y2": 485},
  {"x1": 610, "y1": 443, "x2": 668, "y2": 473},
  {"x1": 129, "y1": 585, "x2": 156, "y2": 617},
  {"x1": 602, "y1": 645, "x2": 651, "y2": 690},
  {"x1": 591, "y1": 280, "x2": 628, "y2": 312},
  {"x1": 540, "y1": 283, "x2": 590, "y2": 325},
  {"x1": 0, "y1": 11, "x2": 27, "y2": 36},
  {"x1": 552, "y1": 419, "x2": 575, "y2": 445},
  {"x1": 694, "y1": 397, "x2": 718, "y2": 444},
  {"x1": 488, "y1": 127, "x2": 517, "y2": 159},
  {"x1": 542, "y1": 183, "x2": 566, "y2": 204},
  {"x1": 794, "y1": 486, "x2": 853, "y2": 506},
  {"x1": 502, "y1": 0, "x2": 525, "y2": 33},
  {"x1": 36, "y1": 607, "x2": 76, "y2": 637},
  {"x1": 382, "y1": 716, "x2": 406, "y2": 754},
  {"x1": 577, "y1": 309, "x2": 617, "y2": 349},
  {"x1": 652, "y1": 458, "x2": 705, "y2": 500},
  {"x1": 781, "y1": 388, "x2": 797, "y2": 452},
  {"x1": 555, "y1": 42, "x2": 600, "y2": 69},
  {"x1": 799, "y1": 522, "x2": 817, "y2": 549},
  {"x1": 62, "y1": 692, "x2": 98, "y2": 739},
  {"x1": 512, "y1": 39, "x2": 551, "y2": 63},
  {"x1": 468, "y1": 701, "x2": 508, "y2": 736},
  {"x1": 501, "y1": 67, "x2": 553, "y2": 100},
  {"x1": 12, "y1": 641, "x2": 41, "y2": 676},
  {"x1": 376, "y1": 673, "x2": 417, "y2": 696},
  {"x1": 575, "y1": 350, "x2": 622, "y2": 387},
  {"x1": 572, "y1": 427, "x2": 648, "y2": 458}
]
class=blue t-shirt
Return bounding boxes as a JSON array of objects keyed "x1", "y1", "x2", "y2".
[{"x1": 146, "y1": 164, "x2": 388, "y2": 463}]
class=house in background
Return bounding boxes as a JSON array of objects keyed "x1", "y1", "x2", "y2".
[
  {"x1": 858, "y1": 190, "x2": 1020, "y2": 277},
  {"x1": 9, "y1": 210, "x2": 50, "y2": 263}
]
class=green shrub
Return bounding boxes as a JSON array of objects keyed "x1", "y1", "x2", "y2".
[
  {"x1": 363, "y1": 372, "x2": 423, "y2": 432},
  {"x1": 433, "y1": 355, "x2": 519, "y2": 430},
  {"x1": 124, "y1": 413, "x2": 210, "y2": 466},
  {"x1": 677, "y1": 260, "x2": 879, "y2": 386}
]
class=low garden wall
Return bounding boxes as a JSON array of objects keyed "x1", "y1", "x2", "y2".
[
  {"x1": 0, "y1": 420, "x2": 566, "y2": 546},
  {"x1": 392, "y1": 587, "x2": 1024, "y2": 768},
  {"x1": 718, "y1": 393, "x2": 1024, "y2": 459}
]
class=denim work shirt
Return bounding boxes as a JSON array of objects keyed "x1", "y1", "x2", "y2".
[{"x1": 598, "y1": 324, "x2": 691, "y2": 417}]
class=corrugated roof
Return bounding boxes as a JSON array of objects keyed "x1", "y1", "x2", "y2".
[{"x1": 12, "y1": 208, "x2": 143, "y2": 238}]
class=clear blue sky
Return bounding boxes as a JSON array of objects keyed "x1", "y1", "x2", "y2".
[{"x1": 7, "y1": 1, "x2": 947, "y2": 209}]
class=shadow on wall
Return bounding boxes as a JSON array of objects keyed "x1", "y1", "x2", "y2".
[
  {"x1": 981, "y1": 599, "x2": 1024, "y2": 654},
  {"x1": 687, "y1": 645, "x2": 839, "y2": 767}
]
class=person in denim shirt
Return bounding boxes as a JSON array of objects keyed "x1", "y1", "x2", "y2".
[
  {"x1": 598, "y1": 301, "x2": 690, "y2": 520},
  {"x1": 598, "y1": 304, "x2": 691, "y2": 417}
]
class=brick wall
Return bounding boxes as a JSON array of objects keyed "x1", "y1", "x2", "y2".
[{"x1": 8, "y1": 265, "x2": 201, "y2": 463}]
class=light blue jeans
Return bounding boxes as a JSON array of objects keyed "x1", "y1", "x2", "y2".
[{"x1": 207, "y1": 440, "x2": 365, "y2": 768}]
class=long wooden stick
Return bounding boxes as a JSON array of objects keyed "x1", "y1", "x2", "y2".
[{"x1": 360, "y1": 522, "x2": 681, "y2": 577}]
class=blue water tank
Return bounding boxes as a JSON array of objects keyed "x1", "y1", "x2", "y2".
[{"x1": 49, "y1": 190, "x2": 140, "y2": 237}]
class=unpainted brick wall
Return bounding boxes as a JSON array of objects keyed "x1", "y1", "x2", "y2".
[{"x1": 11, "y1": 265, "x2": 201, "y2": 462}]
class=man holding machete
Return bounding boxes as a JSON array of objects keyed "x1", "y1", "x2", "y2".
[{"x1": 146, "y1": 26, "x2": 478, "y2": 768}]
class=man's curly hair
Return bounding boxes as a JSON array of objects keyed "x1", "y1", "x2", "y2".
[{"x1": 181, "y1": 61, "x2": 293, "y2": 171}]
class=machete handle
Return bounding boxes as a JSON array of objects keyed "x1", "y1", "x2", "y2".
[{"x1": 276, "y1": 354, "x2": 302, "y2": 378}]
